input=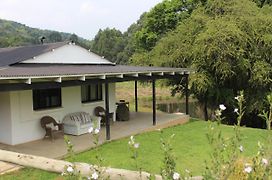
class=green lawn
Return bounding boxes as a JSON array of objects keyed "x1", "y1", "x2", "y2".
[{"x1": 1, "y1": 120, "x2": 269, "y2": 179}]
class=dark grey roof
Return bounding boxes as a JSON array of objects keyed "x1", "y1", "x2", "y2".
[
  {"x1": 0, "y1": 42, "x2": 67, "y2": 67},
  {"x1": 0, "y1": 64, "x2": 190, "y2": 78}
]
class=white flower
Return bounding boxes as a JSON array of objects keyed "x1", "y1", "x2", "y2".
[
  {"x1": 91, "y1": 171, "x2": 99, "y2": 180},
  {"x1": 219, "y1": 104, "x2": 226, "y2": 111},
  {"x1": 244, "y1": 166, "x2": 252, "y2": 173},
  {"x1": 235, "y1": 96, "x2": 239, "y2": 100},
  {"x1": 88, "y1": 127, "x2": 94, "y2": 133},
  {"x1": 262, "y1": 158, "x2": 268, "y2": 165},
  {"x1": 61, "y1": 172, "x2": 66, "y2": 176},
  {"x1": 234, "y1": 108, "x2": 238, "y2": 114},
  {"x1": 66, "y1": 166, "x2": 74, "y2": 173},
  {"x1": 239, "y1": 145, "x2": 244, "y2": 152},
  {"x1": 94, "y1": 128, "x2": 100, "y2": 134},
  {"x1": 67, "y1": 140, "x2": 71, "y2": 145},
  {"x1": 134, "y1": 143, "x2": 140, "y2": 149},
  {"x1": 173, "y1": 172, "x2": 180, "y2": 180},
  {"x1": 215, "y1": 110, "x2": 222, "y2": 117},
  {"x1": 129, "y1": 136, "x2": 135, "y2": 145},
  {"x1": 128, "y1": 141, "x2": 134, "y2": 145}
]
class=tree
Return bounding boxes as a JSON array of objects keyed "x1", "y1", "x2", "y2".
[
  {"x1": 91, "y1": 28, "x2": 125, "y2": 63},
  {"x1": 134, "y1": 0, "x2": 193, "y2": 51},
  {"x1": 48, "y1": 32, "x2": 62, "y2": 42},
  {"x1": 69, "y1": 33, "x2": 78, "y2": 43},
  {"x1": 134, "y1": 0, "x2": 272, "y2": 124}
]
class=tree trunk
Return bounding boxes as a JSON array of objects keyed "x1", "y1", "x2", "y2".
[
  {"x1": 0, "y1": 149, "x2": 162, "y2": 179},
  {"x1": 204, "y1": 100, "x2": 208, "y2": 121}
]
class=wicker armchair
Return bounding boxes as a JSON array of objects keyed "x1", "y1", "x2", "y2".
[
  {"x1": 40, "y1": 116, "x2": 63, "y2": 140},
  {"x1": 94, "y1": 106, "x2": 113, "y2": 126}
]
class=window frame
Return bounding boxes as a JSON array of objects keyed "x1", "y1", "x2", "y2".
[
  {"x1": 32, "y1": 88, "x2": 62, "y2": 111},
  {"x1": 81, "y1": 84, "x2": 103, "y2": 103}
]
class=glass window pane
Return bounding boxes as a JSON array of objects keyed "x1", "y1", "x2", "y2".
[
  {"x1": 90, "y1": 84, "x2": 97, "y2": 100},
  {"x1": 81, "y1": 85, "x2": 88, "y2": 102},
  {"x1": 33, "y1": 88, "x2": 61, "y2": 110},
  {"x1": 97, "y1": 84, "x2": 102, "y2": 100}
]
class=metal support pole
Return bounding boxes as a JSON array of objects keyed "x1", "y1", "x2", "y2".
[
  {"x1": 152, "y1": 79, "x2": 156, "y2": 125},
  {"x1": 185, "y1": 74, "x2": 189, "y2": 115},
  {"x1": 105, "y1": 82, "x2": 110, "y2": 140},
  {"x1": 135, "y1": 81, "x2": 138, "y2": 112}
]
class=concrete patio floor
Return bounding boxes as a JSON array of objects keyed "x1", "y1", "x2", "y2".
[{"x1": 0, "y1": 112, "x2": 189, "y2": 159}]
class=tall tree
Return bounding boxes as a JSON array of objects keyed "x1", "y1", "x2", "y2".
[
  {"x1": 91, "y1": 28, "x2": 125, "y2": 63},
  {"x1": 134, "y1": 0, "x2": 193, "y2": 51},
  {"x1": 69, "y1": 33, "x2": 78, "y2": 43},
  {"x1": 133, "y1": 0, "x2": 272, "y2": 125},
  {"x1": 48, "y1": 32, "x2": 62, "y2": 42}
]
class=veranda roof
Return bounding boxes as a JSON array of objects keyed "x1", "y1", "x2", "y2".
[{"x1": 0, "y1": 64, "x2": 190, "y2": 79}]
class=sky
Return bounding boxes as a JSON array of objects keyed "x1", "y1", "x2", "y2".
[{"x1": 0, "y1": 0, "x2": 162, "y2": 40}]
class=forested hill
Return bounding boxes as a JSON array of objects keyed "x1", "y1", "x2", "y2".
[{"x1": 0, "y1": 18, "x2": 90, "y2": 48}]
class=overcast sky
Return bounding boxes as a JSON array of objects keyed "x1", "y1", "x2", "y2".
[{"x1": 0, "y1": 0, "x2": 162, "y2": 40}]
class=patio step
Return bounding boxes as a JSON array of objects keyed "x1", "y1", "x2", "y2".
[{"x1": 0, "y1": 161, "x2": 21, "y2": 175}]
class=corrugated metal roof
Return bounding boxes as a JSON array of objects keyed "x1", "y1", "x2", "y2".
[
  {"x1": 0, "y1": 64, "x2": 190, "y2": 78},
  {"x1": 0, "y1": 42, "x2": 67, "y2": 67}
]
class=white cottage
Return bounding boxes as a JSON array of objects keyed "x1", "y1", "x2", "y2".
[{"x1": 0, "y1": 42, "x2": 190, "y2": 145}]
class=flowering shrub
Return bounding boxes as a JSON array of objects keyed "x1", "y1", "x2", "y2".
[
  {"x1": 87, "y1": 127, "x2": 108, "y2": 180},
  {"x1": 128, "y1": 135, "x2": 142, "y2": 178},
  {"x1": 259, "y1": 93, "x2": 272, "y2": 130},
  {"x1": 63, "y1": 135, "x2": 81, "y2": 179},
  {"x1": 63, "y1": 128, "x2": 108, "y2": 180},
  {"x1": 204, "y1": 91, "x2": 272, "y2": 179},
  {"x1": 159, "y1": 130, "x2": 182, "y2": 180}
]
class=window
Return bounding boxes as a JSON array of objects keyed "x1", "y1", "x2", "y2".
[
  {"x1": 33, "y1": 88, "x2": 62, "y2": 110},
  {"x1": 81, "y1": 84, "x2": 102, "y2": 103}
]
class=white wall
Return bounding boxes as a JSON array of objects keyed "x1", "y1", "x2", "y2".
[
  {"x1": 0, "y1": 92, "x2": 12, "y2": 144},
  {"x1": 4, "y1": 83, "x2": 116, "y2": 145}
]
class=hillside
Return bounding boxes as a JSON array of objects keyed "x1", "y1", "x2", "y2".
[{"x1": 0, "y1": 18, "x2": 90, "y2": 48}]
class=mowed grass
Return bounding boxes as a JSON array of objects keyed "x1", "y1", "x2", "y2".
[{"x1": 1, "y1": 120, "x2": 269, "y2": 179}]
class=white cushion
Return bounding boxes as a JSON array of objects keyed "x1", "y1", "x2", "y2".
[
  {"x1": 46, "y1": 123, "x2": 58, "y2": 130},
  {"x1": 54, "y1": 125, "x2": 59, "y2": 131}
]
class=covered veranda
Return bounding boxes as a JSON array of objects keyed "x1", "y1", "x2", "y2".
[
  {"x1": 0, "y1": 65, "x2": 191, "y2": 142},
  {"x1": 0, "y1": 111, "x2": 189, "y2": 159}
]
